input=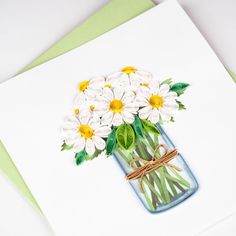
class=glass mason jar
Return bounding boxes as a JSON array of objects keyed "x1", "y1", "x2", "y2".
[{"x1": 113, "y1": 124, "x2": 198, "y2": 213}]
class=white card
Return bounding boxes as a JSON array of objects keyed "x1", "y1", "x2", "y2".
[{"x1": 0, "y1": 1, "x2": 236, "y2": 235}]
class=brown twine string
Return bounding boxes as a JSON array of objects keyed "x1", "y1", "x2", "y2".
[{"x1": 126, "y1": 144, "x2": 181, "y2": 193}]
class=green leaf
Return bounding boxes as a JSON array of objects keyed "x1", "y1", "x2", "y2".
[
  {"x1": 161, "y1": 78, "x2": 172, "y2": 85},
  {"x1": 75, "y1": 149, "x2": 87, "y2": 165},
  {"x1": 116, "y1": 123, "x2": 135, "y2": 150},
  {"x1": 170, "y1": 83, "x2": 189, "y2": 96},
  {"x1": 61, "y1": 142, "x2": 73, "y2": 151},
  {"x1": 105, "y1": 128, "x2": 117, "y2": 155},
  {"x1": 133, "y1": 115, "x2": 144, "y2": 138},
  {"x1": 141, "y1": 119, "x2": 160, "y2": 135},
  {"x1": 176, "y1": 100, "x2": 186, "y2": 110}
]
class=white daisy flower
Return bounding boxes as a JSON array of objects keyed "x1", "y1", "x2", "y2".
[
  {"x1": 136, "y1": 82, "x2": 179, "y2": 123},
  {"x1": 108, "y1": 66, "x2": 152, "y2": 90},
  {"x1": 94, "y1": 87, "x2": 139, "y2": 127},
  {"x1": 74, "y1": 76, "x2": 105, "y2": 105},
  {"x1": 62, "y1": 112, "x2": 111, "y2": 155}
]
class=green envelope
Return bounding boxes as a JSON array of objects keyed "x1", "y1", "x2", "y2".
[
  {"x1": 0, "y1": 0, "x2": 155, "y2": 210},
  {"x1": 1, "y1": 0, "x2": 235, "y2": 211}
]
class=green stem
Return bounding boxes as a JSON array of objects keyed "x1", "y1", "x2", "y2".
[
  {"x1": 144, "y1": 130, "x2": 156, "y2": 148},
  {"x1": 149, "y1": 172, "x2": 166, "y2": 202},
  {"x1": 168, "y1": 166, "x2": 190, "y2": 188},
  {"x1": 143, "y1": 187, "x2": 155, "y2": 211},
  {"x1": 136, "y1": 138, "x2": 151, "y2": 160},
  {"x1": 172, "y1": 181, "x2": 185, "y2": 193},
  {"x1": 116, "y1": 147, "x2": 130, "y2": 162},
  {"x1": 166, "y1": 177, "x2": 177, "y2": 196},
  {"x1": 165, "y1": 172, "x2": 190, "y2": 188},
  {"x1": 154, "y1": 133, "x2": 159, "y2": 145},
  {"x1": 159, "y1": 167, "x2": 171, "y2": 203},
  {"x1": 149, "y1": 175, "x2": 160, "y2": 207},
  {"x1": 142, "y1": 177, "x2": 162, "y2": 200}
]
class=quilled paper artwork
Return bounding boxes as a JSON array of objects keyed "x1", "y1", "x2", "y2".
[{"x1": 61, "y1": 66, "x2": 198, "y2": 213}]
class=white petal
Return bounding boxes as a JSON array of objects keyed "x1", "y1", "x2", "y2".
[
  {"x1": 90, "y1": 76, "x2": 105, "y2": 86},
  {"x1": 61, "y1": 127, "x2": 77, "y2": 139},
  {"x1": 141, "y1": 88, "x2": 152, "y2": 100},
  {"x1": 73, "y1": 93, "x2": 86, "y2": 106},
  {"x1": 113, "y1": 87, "x2": 124, "y2": 100},
  {"x1": 138, "y1": 106, "x2": 152, "y2": 119},
  {"x1": 121, "y1": 91, "x2": 135, "y2": 103},
  {"x1": 93, "y1": 103, "x2": 109, "y2": 116},
  {"x1": 78, "y1": 111, "x2": 91, "y2": 124},
  {"x1": 150, "y1": 81, "x2": 160, "y2": 94},
  {"x1": 101, "y1": 111, "x2": 113, "y2": 126},
  {"x1": 121, "y1": 111, "x2": 135, "y2": 124},
  {"x1": 92, "y1": 136, "x2": 106, "y2": 150},
  {"x1": 106, "y1": 76, "x2": 123, "y2": 88},
  {"x1": 125, "y1": 103, "x2": 139, "y2": 114},
  {"x1": 85, "y1": 139, "x2": 95, "y2": 155},
  {"x1": 88, "y1": 117, "x2": 101, "y2": 130},
  {"x1": 135, "y1": 95, "x2": 149, "y2": 107},
  {"x1": 96, "y1": 94, "x2": 106, "y2": 103},
  {"x1": 120, "y1": 78, "x2": 130, "y2": 87},
  {"x1": 84, "y1": 88, "x2": 97, "y2": 99},
  {"x1": 61, "y1": 122, "x2": 78, "y2": 132},
  {"x1": 148, "y1": 109, "x2": 160, "y2": 124},
  {"x1": 65, "y1": 133, "x2": 80, "y2": 146},
  {"x1": 129, "y1": 73, "x2": 142, "y2": 88},
  {"x1": 94, "y1": 126, "x2": 111, "y2": 137},
  {"x1": 158, "y1": 84, "x2": 170, "y2": 96},
  {"x1": 147, "y1": 79, "x2": 155, "y2": 88},
  {"x1": 64, "y1": 115, "x2": 79, "y2": 124},
  {"x1": 136, "y1": 86, "x2": 150, "y2": 95},
  {"x1": 107, "y1": 72, "x2": 125, "y2": 80},
  {"x1": 136, "y1": 70, "x2": 152, "y2": 79},
  {"x1": 102, "y1": 88, "x2": 114, "y2": 101},
  {"x1": 163, "y1": 101, "x2": 179, "y2": 111},
  {"x1": 73, "y1": 137, "x2": 85, "y2": 153},
  {"x1": 159, "y1": 108, "x2": 171, "y2": 121},
  {"x1": 112, "y1": 113, "x2": 123, "y2": 126},
  {"x1": 62, "y1": 117, "x2": 79, "y2": 137},
  {"x1": 164, "y1": 91, "x2": 177, "y2": 100}
]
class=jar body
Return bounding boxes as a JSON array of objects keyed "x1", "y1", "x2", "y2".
[{"x1": 113, "y1": 124, "x2": 198, "y2": 213}]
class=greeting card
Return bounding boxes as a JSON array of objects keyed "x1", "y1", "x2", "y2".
[{"x1": 0, "y1": 1, "x2": 236, "y2": 235}]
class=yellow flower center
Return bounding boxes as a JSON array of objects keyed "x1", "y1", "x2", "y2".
[
  {"x1": 104, "y1": 83, "x2": 112, "y2": 88},
  {"x1": 122, "y1": 66, "x2": 137, "y2": 75},
  {"x1": 149, "y1": 95, "x2": 164, "y2": 108},
  {"x1": 78, "y1": 125, "x2": 94, "y2": 139},
  {"x1": 78, "y1": 80, "x2": 90, "y2": 92},
  {"x1": 141, "y1": 82, "x2": 149, "y2": 87},
  {"x1": 90, "y1": 105, "x2": 95, "y2": 111},
  {"x1": 109, "y1": 99, "x2": 124, "y2": 113},
  {"x1": 74, "y1": 108, "x2": 79, "y2": 115}
]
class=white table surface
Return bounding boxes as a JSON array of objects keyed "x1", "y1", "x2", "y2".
[{"x1": 0, "y1": 0, "x2": 235, "y2": 235}]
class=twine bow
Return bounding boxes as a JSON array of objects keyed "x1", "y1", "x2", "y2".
[{"x1": 126, "y1": 144, "x2": 181, "y2": 193}]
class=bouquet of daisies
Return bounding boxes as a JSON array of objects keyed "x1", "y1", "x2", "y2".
[
  {"x1": 62, "y1": 66, "x2": 188, "y2": 161},
  {"x1": 61, "y1": 66, "x2": 194, "y2": 212}
]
